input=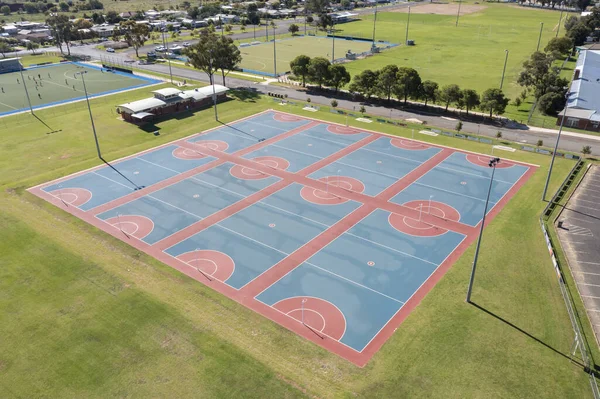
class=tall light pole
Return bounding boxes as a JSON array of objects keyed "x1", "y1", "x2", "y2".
[
  {"x1": 161, "y1": 25, "x2": 173, "y2": 84},
  {"x1": 209, "y1": 51, "x2": 218, "y2": 121},
  {"x1": 466, "y1": 157, "x2": 500, "y2": 303},
  {"x1": 455, "y1": 0, "x2": 462, "y2": 27},
  {"x1": 331, "y1": 22, "x2": 335, "y2": 63},
  {"x1": 372, "y1": 2, "x2": 378, "y2": 48},
  {"x1": 265, "y1": 14, "x2": 269, "y2": 41},
  {"x1": 273, "y1": 23, "x2": 277, "y2": 77},
  {"x1": 405, "y1": 6, "x2": 411, "y2": 45},
  {"x1": 542, "y1": 103, "x2": 568, "y2": 201},
  {"x1": 76, "y1": 70, "x2": 102, "y2": 159},
  {"x1": 536, "y1": 22, "x2": 544, "y2": 52},
  {"x1": 556, "y1": 9, "x2": 564, "y2": 38},
  {"x1": 500, "y1": 49, "x2": 509, "y2": 90},
  {"x1": 16, "y1": 54, "x2": 33, "y2": 115}
]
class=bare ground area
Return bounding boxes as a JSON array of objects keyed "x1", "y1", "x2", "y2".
[{"x1": 391, "y1": 2, "x2": 487, "y2": 15}]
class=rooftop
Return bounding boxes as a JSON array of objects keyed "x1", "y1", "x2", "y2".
[{"x1": 567, "y1": 50, "x2": 600, "y2": 113}]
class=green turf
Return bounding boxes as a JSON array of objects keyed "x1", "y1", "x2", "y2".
[
  {"x1": 238, "y1": 35, "x2": 383, "y2": 75},
  {"x1": 0, "y1": 83, "x2": 595, "y2": 397},
  {"x1": 0, "y1": 63, "x2": 157, "y2": 115},
  {"x1": 335, "y1": 3, "x2": 577, "y2": 99}
]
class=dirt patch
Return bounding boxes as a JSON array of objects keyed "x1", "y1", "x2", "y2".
[{"x1": 391, "y1": 2, "x2": 487, "y2": 15}]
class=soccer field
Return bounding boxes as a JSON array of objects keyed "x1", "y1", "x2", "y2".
[
  {"x1": 0, "y1": 62, "x2": 160, "y2": 116},
  {"x1": 336, "y1": 3, "x2": 578, "y2": 98},
  {"x1": 237, "y1": 35, "x2": 391, "y2": 76}
]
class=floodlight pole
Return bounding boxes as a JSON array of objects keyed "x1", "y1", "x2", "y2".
[
  {"x1": 331, "y1": 23, "x2": 335, "y2": 63},
  {"x1": 536, "y1": 22, "x2": 544, "y2": 52},
  {"x1": 161, "y1": 27, "x2": 173, "y2": 84},
  {"x1": 371, "y1": 2, "x2": 378, "y2": 47},
  {"x1": 273, "y1": 24, "x2": 277, "y2": 77},
  {"x1": 500, "y1": 49, "x2": 509, "y2": 90},
  {"x1": 455, "y1": 0, "x2": 462, "y2": 27},
  {"x1": 17, "y1": 53, "x2": 33, "y2": 115},
  {"x1": 405, "y1": 6, "x2": 411, "y2": 45},
  {"x1": 209, "y1": 51, "x2": 218, "y2": 121},
  {"x1": 542, "y1": 105, "x2": 567, "y2": 201},
  {"x1": 556, "y1": 9, "x2": 564, "y2": 38},
  {"x1": 466, "y1": 157, "x2": 500, "y2": 303},
  {"x1": 77, "y1": 70, "x2": 102, "y2": 159},
  {"x1": 266, "y1": 14, "x2": 269, "y2": 41}
]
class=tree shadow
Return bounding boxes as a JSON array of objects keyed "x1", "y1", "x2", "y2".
[
  {"x1": 230, "y1": 88, "x2": 260, "y2": 102},
  {"x1": 470, "y1": 302, "x2": 591, "y2": 372}
]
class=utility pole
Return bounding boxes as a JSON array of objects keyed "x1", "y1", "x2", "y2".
[
  {"x1": 500, "y1": 49, "x2": 509, "y2": 90},
  {"x1": 273, "y1": 24, "x2": 277, "y2": 76},
  {"x1": 405, "y1": 6, "x2": 411, "y2": 45},
  {"x1": 76, "y1": 70, "x2": 102, "y2": 159},
  {"x1": 542, "y1": 103, "x2": 568, "y2": 201},
  {"x1": 16, "y1": 53, "x2": 33, "y2": 115},
  {"x1": 455, "y1": 0, "x2": 462, "y2": 27},
  {"x1": 209, "y1": 51, "x2": 218, "y2": 121},
  {"x1": 371, "y1": 2, "x2": 378, "y2": 48},
  {"x1": 536, "y1": 22, "x2": 544, "y2": 52},
  {"x1": 466, "y1": 157, "x2": 501, "y2": 303},
  {"x1": 331, "y1": 22, "x2": 335, "y2": 63}
]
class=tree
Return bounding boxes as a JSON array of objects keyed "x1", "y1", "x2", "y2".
[
  {"x1": 330, "y1": 99, "x2": 338, "y2": 108},
  {"x1": 419, "y1": 80, "x2": 439, "y2": 106},
  {"x1": 456, "y1": 121, "x2": 463, "y2": 132},
  {"x1": 480, "y1": 88, "x2": 509, "y2": 118},
  {"x1": 188, "y1": 7, "x2": 200, "y2": 19},
  {"x1": 214, "y1": 35, "x2": 242, "y2": 85},
  {"x1": 439, "y1": 84, "x2": 461, "y2": 111},
  {"x1": 496, "y1": 131, "x2": 502, "y2": 139},
  {"x1": 359, "y1": 105, "x2": 366, "y2": 114},
  {"x1": 307, "y1": 57, "x2": 331, "y2": 88},
  {"x1": 582, "y1": 145, "x2": 592, "y2": 156},
  {"x1": 376, "y1": 64, "x2": 398, "y2": 101},
  {"x1": 538, "y1": 92, "x2": 566, "y2": 116},
  {"x1": 544, "y1": 37, "x2": 573, "y2": 56},
  {"x1": 567, "y1": 22, "x2": 592, "y2": 46},
  {"x1": 348, "y1": 69, "x2": 379, "y2": 99},
  {"x1": 393, "y1": 67, "x2": 421, "y2": 104},
  {"x1": 26, "y1": 41, "x2": 40, "y2": 54},
  {"x1": 564, "y1": 15, "x2": 579, "y2": 32},
  {"x1": 575, "y1": 0, "x2": 591, "y2": 11},
  {"x1": 517, "y1": 51, "x2": 567, "y2": 99},
  {"x1": 120, "y1": 20, "x2": 149, "y2": 58},
  {"x1": 290, "y1": 54, "x2": 311, "y2": 87},
  {"x1": 318, "y1": 13, "x2": 332, "y2": 31},
  {"x1": 459, "y1": 89, "x2": 480, "y2": 115},
  {"x1": 288, "y1": 23, "x2": 299, "y2": 35},
  {"x1": 537, "y1": 139, "x2": 544, "y2": 148},
  {"x1": 46, "y1": 15, "x2": 74, "y2": 55},
  {"x1": 326, "y1": 64, "x2": 350, "y2": 92},
  {"x1": 224, "y1": 24, "x2": 232, "y2": 34},
  {"x1": 306, "y1": 0, "x2": 329, "y2": 14},
  {"x1": 0, "y1": 5, "x2": 10, "y2": 15},
  {"x1": 183, "y1": 29, "x2": 220, "y2": 84},
  {"x1": 181, "y1": 1, "x2": 191, "y2": 9},
  {"x1": 0, "y1": 41, "x2": 11, "y2": 58}
]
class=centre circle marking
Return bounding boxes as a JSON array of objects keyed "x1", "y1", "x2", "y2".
[
  {"x1": 269, "y1": 223, "x2": 276, "y2": 228},
  {"x1": 133, "y1": 171, "x2": 139, "y2": 175},
  {"x1": 376, "y1": 160, "x2": 382, "y2": 164},
  {"x1": 461, "y1": 181, "x2": 467, "y2": 185},
  {"x1": 367, "y1": 261, "x2": 375, "y2": 266},
  {"x1": 193, "y1": 194, "x2": 199, "y2": 198}
]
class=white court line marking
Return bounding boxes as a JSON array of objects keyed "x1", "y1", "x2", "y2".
[
  {"x1": 303, "y1": 260, "x2": 405, "y2": 304},
  {"x1": 582, "y1": 295, "x2": 600, "y2": 300},
  {"x1": 246, "y1": 119, "x2": 292, "y2": 132},
  {"x1": 586, "y1": 309, "x2": 600, "y2": 313},
  {"x1": 297, "y1": 130, "x2": 363, "y2": 148},
  {"x1": 343, "y1": 232, "x2": 438, "y2": 266},
  {"x1": 269, "y1": 142, "x2": 322, "y2": 160},
  {"x1": 413, "y1": 182, "x2": 494, "y2": 203},
  {"x1": 356, "y1": 147, "x2": 423, "y2": 165},
  {"x1": 575, "y1": 198, "x2": 600, "y2": 205},
  {"x1": 434, "y1": 165, "x2": 514, "y2": 185},
  {"x1": 333, "y1": 159, "x2": 403, "y2": 180},
  {"x1": 574, "y1": 204, "x2": 600, "y2": 212},
  {"x1": 579, "y1": 261, "x2": 600, "y2": 265},
  {"x1": 91, "y1": 171, "x2": 137, "y2": 190},
  {"x1": 0, "y1": 100, "x2": 18, "y2": 110},
  {"x1": 564, "y1": 216, "x2": 596, "y2": 224},
  {"x1": 582, "y1": 188, "x2": 600, "y2": 194}
]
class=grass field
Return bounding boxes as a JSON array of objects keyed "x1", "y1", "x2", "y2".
[
  {"x1": 336, "y1": 3, "x2": 577, "y2": 100},
  {"x1": 0, "y1": 62, "x2": 160, "y2": 116},
  {"x1": 236, "y1": 35, "x2": 386, "y2": 76},
  {"x1": 0, "y1": 82, "x2": 596, "y2": 397}
]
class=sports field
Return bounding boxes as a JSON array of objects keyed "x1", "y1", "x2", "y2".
[
  {"x1": 0, "y1": 84, "x2": 594, "y2": 397},
  {"x1": 0, "y1": 62, "x2": 160, "y2": 116},
  {"x1": 30, "y1": 110, "x2": 534, "y2": 364},
  {"x1": 237, "y1": 35, "x2": 388, "y2": 76},
  {"x1": 336, "y1": 3, "x2": 577, "y2": 98}
]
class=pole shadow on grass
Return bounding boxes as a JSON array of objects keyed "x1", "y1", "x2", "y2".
[
  {"x1": 35, "y1": 114, "x2": 62, "y2": 134},
  {"x1": 470, "y1": 301, "x2": 592, "y2": 371},
  {"x1": 218, "y1": 120, "x2": 266, "y2": 142}
]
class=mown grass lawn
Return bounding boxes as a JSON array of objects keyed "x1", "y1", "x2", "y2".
[
  {"x1": 0, "y1": 83, "x2": 595, "y2": 397},
  {"x1": 336, "y1": 3, "x2": 576, "y2": 100}
]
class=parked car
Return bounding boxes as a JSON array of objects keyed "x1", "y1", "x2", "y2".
[
  {"x1": 155, "y1": 46, "x2": 166, "y2": 52},
  {"x1": 106, "y1": 48, "x2": 115, "y2": 53},
  {"x1": 183, "y1": 42, "x2": 190, "y2": 47}
]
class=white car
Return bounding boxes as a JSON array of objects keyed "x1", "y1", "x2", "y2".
[
  {"x1": 155, "y1": 46, "x2": 166, "y2": 52},
  {"x1": 183, "y1": 42, "x2": 190, "y2": 47},
  {"x1": 106, "y1": 48, "x2": 115, "y2": 53}
]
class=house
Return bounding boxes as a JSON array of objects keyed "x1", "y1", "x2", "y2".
[
  {"x1": 558, "y1": 50, "x2": 600, "y2": 132},
  {"x1": 2, "y1": 25, "x2": 18, "y2": 35},
  {"x1": 92, "y1": 24, "x2": 118, "y2": 38},
  {"x1": 119, "y1": 11, "x2": 135, "y2": 19},
  {"x1": 329, "y1": 11, "x2": 359, "y2": 23},
  {"x1": 117, "y1": 85, "x2": 229, "y2": 123}
]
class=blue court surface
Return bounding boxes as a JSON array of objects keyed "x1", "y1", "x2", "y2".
[{"x1": 32, "y1": 111, "x2": 534, "y2": 364}]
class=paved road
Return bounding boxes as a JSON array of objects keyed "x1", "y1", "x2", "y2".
[
  {"x1": 132, "y1": 62, "x2": 600, "y2": 155},
  {"x1": 557, "y1": 165, "x2": 600, "y2": 347}
]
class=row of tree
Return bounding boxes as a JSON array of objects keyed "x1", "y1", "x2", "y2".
[
  {"x1": 290, "y1": 55, "x2": 351, "y2": 90},
  {"x1": 302, "y1": 62, "x2": 510, "y2": 118},
  {"x1": 6, "y1": 0, "x2": 103, "y2": 15}
]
